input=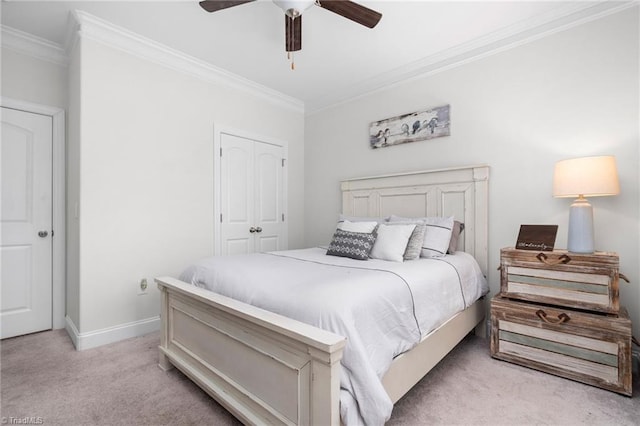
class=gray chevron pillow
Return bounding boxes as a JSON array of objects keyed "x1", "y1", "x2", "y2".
[{"x1": 326, "y1": 229, "x2": 376, "y2": 260}]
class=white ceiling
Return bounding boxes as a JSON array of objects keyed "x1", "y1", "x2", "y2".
[{"x1": 1, "y1": 1, "x2": 629, "y2": 112}]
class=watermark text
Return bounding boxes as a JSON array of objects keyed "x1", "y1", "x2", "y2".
[{"x1": 1, "y1": 417, "x2": 44, "y2": 425}]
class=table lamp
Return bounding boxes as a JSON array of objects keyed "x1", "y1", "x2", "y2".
[{"x1": 553, "y1": 155, "x2": 620, "y2": 254}]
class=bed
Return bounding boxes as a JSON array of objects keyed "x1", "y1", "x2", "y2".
[{"x1": 156, "y1": 164, "x2": 489, "y2": 425}]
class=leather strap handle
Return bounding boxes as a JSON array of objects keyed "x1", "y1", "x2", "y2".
[
  {"x1": 536, "y1": 252, "x2": 571, "y2": 266},
  {"x1": 536, "y1": 309, "x2": 570, "y2": 324},
  {"x1": 619, "y1": 273, "x2": 630, "y2": 283}
]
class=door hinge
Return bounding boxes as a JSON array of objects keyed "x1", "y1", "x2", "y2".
[
  {"x1": 220, "y1": 213, "x2": 223, "y2": 223},
  {"x1": 282, "y1": 158, "x2": 285, "y2": 167},
  {"x1": 220, "y1": 147, "x2": 222, "y2": 157},
  {"x1": 282, "y1": 213, "x2": 285, "y2": 222},
  {"x1": 51, "y1": 230, "x2": 55, "y2": 237}
]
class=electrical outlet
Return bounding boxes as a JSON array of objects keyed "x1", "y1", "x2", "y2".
[{"x1": 138, "y1": 278, "x2": 148, "y2": 296}]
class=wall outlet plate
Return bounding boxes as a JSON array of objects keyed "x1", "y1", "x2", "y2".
[{"x1": 138, "y1": 278, "x2": 148, "y2": 295}]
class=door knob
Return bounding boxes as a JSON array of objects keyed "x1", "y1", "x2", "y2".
[
  {"x1": 249, "y1": 227, "x2": 256, "y2": 233},
  {"x1": 38, "y1": 230, "x2": 49, "y2": 238},
  {"x1": 255, "y1": 227, "x2": 262, "y2": 233}
]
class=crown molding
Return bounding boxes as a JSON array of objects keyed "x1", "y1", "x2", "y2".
[
  {"x1": 1, "y1": 25, "x2": 68, "y2": 66},
  {"x1": 306, "y1": 1, "x2": 637, "y2": 114},
  {"x1": 4, "y1": 2, "x2": 632, "y2": 116},
  {"x1": 66, "y1": 10, "x2": 304, "y2": 114}
]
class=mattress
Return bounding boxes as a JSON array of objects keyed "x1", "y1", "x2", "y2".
[{"x1": 180, "y1": 247, "x2": 488, "y2": 425}]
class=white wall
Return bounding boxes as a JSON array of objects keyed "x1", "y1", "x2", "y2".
[
  {"x1": 1, "y1": 48, "x2": 68, "y2": 109},
  {"x1": 66, "y1": 38, "x2": 81, "y2": 330},
  {"x1": 69, "y1": 36, "x2": 305, "y2": 341},
  {"x1": 304, "y1": 8, "x2": 640, "y2": 335},
  {"x1": 2, "y1": 28, "x2": 305, "y2": 347}
]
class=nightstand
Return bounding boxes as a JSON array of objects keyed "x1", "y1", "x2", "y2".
[{"x1": 490, "y1": 248, "x2": 632, "y2": 396}]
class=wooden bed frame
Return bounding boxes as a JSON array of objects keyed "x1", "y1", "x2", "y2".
[{"x1": 156, "y1": 165, "x2": 489, "y2": 425}]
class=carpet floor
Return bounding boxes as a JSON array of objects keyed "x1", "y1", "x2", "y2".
[{"x1": 1, "y1": 329, "x2": 638, "y2": 425}]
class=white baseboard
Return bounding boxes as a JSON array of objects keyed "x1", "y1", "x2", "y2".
[{"x1": 65, "y1": 315, "x2": 160, "y2": 351}]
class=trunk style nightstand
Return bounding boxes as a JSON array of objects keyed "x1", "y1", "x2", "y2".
[{"x1": 490, "y1": 248, "x2": 632, "y2": 396}]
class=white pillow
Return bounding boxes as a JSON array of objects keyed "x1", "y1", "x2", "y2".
[
  {"x1": 420, "y1": 217, "x2": 454, "y2": 257},
  {"x1": 389, "y1": 215, "x2": 454, "y2": 258},
  {"x1": 370, "y1": 223, "x2": 416, "y2": 262},
  {"x1": 338, "y1": 220, "x2": 378, "y2": 233},
  {"x1": 390, "y1": 222, "x2": 427, "y2": 260}
]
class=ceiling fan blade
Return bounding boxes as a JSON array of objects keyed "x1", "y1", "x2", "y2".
[
  {"x1": 318, "y1": 0, "x2": 382, "y2": 28},
  {"x1": 285, "y1": 15, "x2": 302, "y2": 52},
  {"x1": 199, "y1": 0, "x2": 256, "y2": 13}
]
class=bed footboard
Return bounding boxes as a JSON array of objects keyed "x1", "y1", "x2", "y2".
[{"x1": 156, "y1": 277, "x2": 346, "y2": 426}]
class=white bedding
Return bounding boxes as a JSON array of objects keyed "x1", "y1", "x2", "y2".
[{"x1": 179, "y1": 247, "x2": 488, "y2": 425}]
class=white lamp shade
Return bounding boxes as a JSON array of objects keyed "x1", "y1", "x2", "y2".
[
  {"x1": 553, "y1": 155, "x2": 620, "y2": 254},
  {"x1": 553, "y1": 156, "x2": 620, "y2": 198}
]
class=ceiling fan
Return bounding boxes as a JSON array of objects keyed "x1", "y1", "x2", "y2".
[{"x1": 199, "y1": 0, "x2": 382, "y2": 68}]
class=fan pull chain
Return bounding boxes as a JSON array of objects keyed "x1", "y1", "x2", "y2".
[{"x1": 287, "y1": 51, "x2": 295, "y2": 70}]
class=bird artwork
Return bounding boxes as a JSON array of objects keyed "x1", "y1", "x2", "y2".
[
  {"x1": 370, "y1": 130, "x2": 384, "y2": 146},
  {"x1": 426, "y1": 117, "x2": 438, "y2": 134},
  {"x1": 369, "y1": 105, "x2": 450, "y2": 149}
]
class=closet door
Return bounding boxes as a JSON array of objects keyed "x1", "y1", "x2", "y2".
[
  {"x1": 220, "y1": 133, "x2": 285, "y2": 255},
  {"x1": 220, "y1": 134, "x2": 254, "y2": 255},
  {"x1": 254, "y1": 142, "x2": 284, "y2": 253}
]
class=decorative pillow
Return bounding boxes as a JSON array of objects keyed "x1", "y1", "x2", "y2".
[
  {"x1": 326, "y1": 229, "x2": 376, "y2": 260},
  {"x1": 389, "y1": 215, "x2": 454, "y2": 258},
  {"x1": 337, "y1": 220, "x2": 378, "y2": 233},
  {"x1": 402, "y1": 223, "x2": 427, "y2": 260},
  {"x1": 370, "y1": 223, "x2": 416, "y2": 262},
  {"x1": 447, "y1": 221, "x2": 465, "y2": 254},
  {"x1": 420, "y1": 217, "x2": 454, "y2": 257},
  {"x1": 383, "y1": 221, "x2": 427, "y2": 260}
]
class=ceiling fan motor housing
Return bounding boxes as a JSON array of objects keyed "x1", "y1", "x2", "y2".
[
  {"x1": 274, "y1": 0, "x2": 315, "y2": 18},
  {"x1": 199, "y1": 0, "x2": 382, "y2": 62}
]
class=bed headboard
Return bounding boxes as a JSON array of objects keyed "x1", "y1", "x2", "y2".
[{"x1": 341, "y1": 165, "x2": 489, "y2": 276}]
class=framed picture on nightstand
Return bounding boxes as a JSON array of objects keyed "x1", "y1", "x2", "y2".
[{"x1": 515, "y1": 224, "x2": 558, "y2": 251}]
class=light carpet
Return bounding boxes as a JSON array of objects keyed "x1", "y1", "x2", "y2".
[{"x1": 1, "y1": 329, "x2": 638, "y2": 425}]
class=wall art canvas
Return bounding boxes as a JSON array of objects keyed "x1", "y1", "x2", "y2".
[{"x1": 369, "y1": 104, "x2": 450, "y2": 149}]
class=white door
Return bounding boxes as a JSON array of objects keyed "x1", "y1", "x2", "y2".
[
  {"x1": 220, "y1": 134, "x2": 254, "y2": 255},
  {"x1": 1, "y1": 107, "x2": 53, "y2": 339},
  {"x1": 220, "y1": 133, "x2": 285, "y2": 255},
  {"x1": 253, "y1": 141, "x2": 284, "y2": 253}
]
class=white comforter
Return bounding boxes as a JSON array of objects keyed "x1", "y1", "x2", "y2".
[{"x1": 180, "y1": 247, "x2": 488, "y2": 425}]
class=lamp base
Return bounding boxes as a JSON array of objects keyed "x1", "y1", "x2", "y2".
[{"x1": 567, "y1": 196, "x2": 594, "y2": 254}]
